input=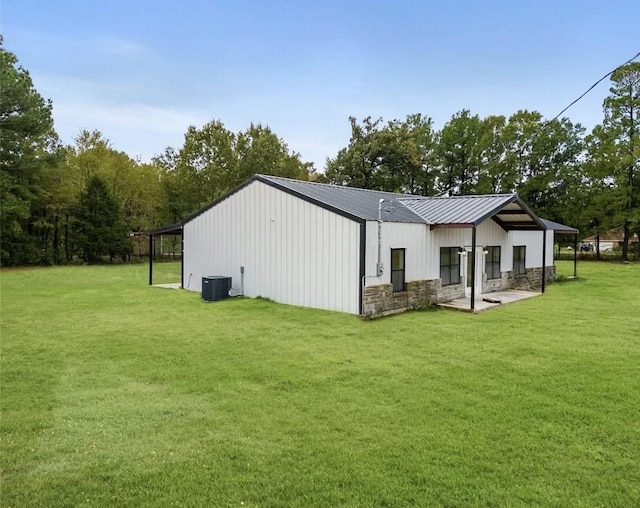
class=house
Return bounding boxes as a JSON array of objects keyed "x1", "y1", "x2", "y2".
[
  {"x1": 582, "y1": 230, "x2": 639, "y2": 251},
  {"x1": 150, "y1": 174, "x2": 569, "y2": 317}
]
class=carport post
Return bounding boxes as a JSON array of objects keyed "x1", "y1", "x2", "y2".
[
  {"x1": 573, "y1": 233, "x2": 578, "y2": 277},
  {"x1": 470, "y1": 226, "x2": 476, "y2": 312},
  {"x1": 181, "y1": 232, "x2": 185, "y2": 288},
  {"x1": 149, "y1": 233, "x2": 154, "y2": 285},
  {"x1": 541, "y1": 229, "x2": 546, "y2": 293}
]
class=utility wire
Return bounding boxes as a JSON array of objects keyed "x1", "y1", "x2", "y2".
[
  {"x1": 434, "y1": 51, "x2": 640, "y2": 196},
  {"x1": 547, "y1": 50, "x2": 640, "y2": 124}
]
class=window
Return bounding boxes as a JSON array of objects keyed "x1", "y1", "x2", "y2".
[
  {"x1": 391, "y1": 249, "x2": 405, "y2": 292},
  {"x1": 513, "y1": 246, "x2": 526, "y2": 275},
  {"x1": 440, "y1": 247, "x2": 461, "y2": 286},
  {"x1": 485, "y1": 246, "x2": 501, "y2": 280}
]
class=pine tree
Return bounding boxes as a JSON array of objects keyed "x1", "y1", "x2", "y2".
[{"x1": 72, "y1": 176, "x2": 131, "y2": 263}]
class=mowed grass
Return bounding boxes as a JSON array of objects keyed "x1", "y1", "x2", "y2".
[{"x1": 1, "y1": 261, "x2": 639, "y2": 507}]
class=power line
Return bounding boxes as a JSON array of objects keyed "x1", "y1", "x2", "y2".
[
  {"x1": 433, "y1": 51, "x2": 640, "y2": 197},
  {"x1": 547, "y1": 50, "x2": 640, "y2": 124}
]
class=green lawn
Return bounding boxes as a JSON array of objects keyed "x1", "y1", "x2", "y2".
[{"x1": 1, "y1": 261, "x2": 639, "y2": 507}]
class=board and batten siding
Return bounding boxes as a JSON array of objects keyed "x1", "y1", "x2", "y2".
[
  {"x1": 426, "y1": 220, "x2": 511, "y2": 279},
  {"x1": 509, "y1": 230, "x2": 554, "y2": 268},
  {"x1": 363, "y1": 221, "x2": 429, "y2": 286},
  {"x1": 183, "y1": 180, "x2": 361, "y2": 314}
]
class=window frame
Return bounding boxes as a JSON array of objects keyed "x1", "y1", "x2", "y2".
[
  {"x1": 440, "y1": 247, "x2": 461, "y2": 286},
  {"x1": 513, "y1": 245, "x2": 526, "y2": 275},
  {"x1": 391, "y1": 248, "x2": 406, "y2": 293},
  {"x1": 485, "y1": 246, "x2": 501, "y2": 280}
]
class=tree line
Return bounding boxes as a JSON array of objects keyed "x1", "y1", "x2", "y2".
[{"x1": 1, "y1": 44, "x2": 638, "y2": 265}]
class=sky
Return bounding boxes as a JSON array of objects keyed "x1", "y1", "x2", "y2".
[{"x1": 3, "y1": 0, "x2": 639, "y2": 170}]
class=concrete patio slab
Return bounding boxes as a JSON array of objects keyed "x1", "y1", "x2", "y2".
[
  {"x1": 437, "y1": 290, "x2": 541, "y2": 313},
  {"x1": 153, "y1": 283, "x2": 181, "y2": 289}
]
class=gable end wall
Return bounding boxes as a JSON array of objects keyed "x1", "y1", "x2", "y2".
[{"x1": 183, "y1": 180, "x2": 361, "y2": 314}]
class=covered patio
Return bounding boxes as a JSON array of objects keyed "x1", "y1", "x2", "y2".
[{"x1": 399, "y1": 194, "x2": 549, "y2": 312}]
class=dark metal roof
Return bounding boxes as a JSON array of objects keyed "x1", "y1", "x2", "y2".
[
  {"x1": 398, "y1": 194, "x2": 546, "y2": 230},
  {"x1": 257, "y1": 175, "x2": 425, "y2": 223},
  {"x1": 399, "y1": 194, "x2": 513, "y2": 225},
  {"x1": 540, "y1": 218, "x2": 578, "y2": 234},
  {"x1": 149, "y1": 223, "x2": 183, "y2": 235},
  {"x1": 151, "y1": 174, "x2": 549, "y2": 232}
]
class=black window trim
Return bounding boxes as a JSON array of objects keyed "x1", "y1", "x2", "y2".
[
  {"x1": 513, "y1": 245, "x2": 526, "y2": 275},
  {"x1": 440, "y1": 246, "x2": 461, "y2": 286},
  {"x1": 391, "y1": 248, "x2": 406, "y2": 292},
  {"x1": 485, "y1": 246, "x2": 501, "y2": 280}
]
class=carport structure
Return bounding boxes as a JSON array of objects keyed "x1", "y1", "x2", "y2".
[
  {"x1": 541, "y1": 218, "x2": 579, "y2": 278},
  {"x1": 148, "y1": 223, "x2": 183, "y2": 286}
]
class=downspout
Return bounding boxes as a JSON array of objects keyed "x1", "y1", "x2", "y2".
[
  {"x1": 541, "y1": 228, "x2": 546, "y2": 293},
  {"x1": 360, "y1": 201, "x2": 384, "y2": 315},
  {"x1": 362, "y1": 200, "x2": 395, "y2": 315},
  {"x1": 376, "y1": 199, "x2": 384, "y2": 276},
  {"x1": 149, "y1": 233, "x2": 153, "y2": 285},
  {"x1": 359, "y1": 221, "x2": 367, "y2": 315},
  {"x1": 470, "y1": 226, "x2": 476, "y2": 312}
]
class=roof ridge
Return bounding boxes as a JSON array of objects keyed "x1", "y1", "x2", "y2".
[
  {"x1": 257, "y1": 174, "x2": 415, "y2": 198},
  {"x1": 399, "y1": 193, "x2": 515, "y2": 201},
  {"x1": 258, "y1": 175, "x2": 518, "y2": 201}
]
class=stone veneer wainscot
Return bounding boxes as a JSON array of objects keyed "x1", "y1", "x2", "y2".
[{"x1": 362, "y1": 266, "x2": 556, "y2": 318}]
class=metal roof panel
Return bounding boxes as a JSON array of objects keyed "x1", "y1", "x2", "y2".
[{"x1": 258, "y1": 175, "x2": 426, "y2": 223}]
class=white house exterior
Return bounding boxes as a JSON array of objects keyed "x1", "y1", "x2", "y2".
[
  {"x1": 183, "y1": 179, "x2": 362, "y2": 314},
  {"x1": 151, "y1": 175, "x2": 567, "y2": 316}
]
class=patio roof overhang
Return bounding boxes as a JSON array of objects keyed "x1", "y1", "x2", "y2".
[
  {"x1": 467, "y1": 196, "x2": 546, "y2": 231},
  {"x1": 398, "y1": 194, "x2": 546, "y2": 231}
]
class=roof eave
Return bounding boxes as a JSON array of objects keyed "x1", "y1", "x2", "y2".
[
  {"x1": 149, "y1": 223, "x2": 184, "y2": 235},
  {"x1": 472, "y1": 195, "x2": 546, "y2": 231}
]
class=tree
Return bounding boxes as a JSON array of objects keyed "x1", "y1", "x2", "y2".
[
  {"x1": 236, "y1": 123, "x2": 311, "y2": 183},
  {"x1": 324, "y1": 116, "x2": 385, "y2": 189},
  {"x1": 157, "y1": 120, "x2": 313, "y2": 220},
  {"x1": 501, "y1": 111, "x2": 584, "y2": 221},
  {"x1": 435, "y1": 110, "x2": 483, "y2": 195},
  {"x1": 72, "y1": 176, "x2": 131, "y2": 263},
  {"x1": 0, "y1": 45, "x2": 57, "y2": 265},
  {"x1": 601, "y1": 62, "x2": 640, "y2": 260},
  {"x1": 69, "y1": 129, "x2": 163, "y2": 233},
  {"x1": 324, "y1": 115, "x2": 437, "y2": 194},
  {"x1": 475, "y1": 115, "x2": 511, "y2": 194}
]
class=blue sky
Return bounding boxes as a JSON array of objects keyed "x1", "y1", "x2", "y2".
[{"x1": 3, "y1": 0, "x2": 639, "y2": 170}]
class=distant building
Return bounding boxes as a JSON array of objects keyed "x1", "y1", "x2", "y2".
[{"x1": 582, "y1": 230, "x2": 639, "y2": 251}]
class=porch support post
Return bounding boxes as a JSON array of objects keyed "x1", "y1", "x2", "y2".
[
  {"x1": 573, "y1": 232, "x2": 578, "y2": 277},
  {"x1": 470, "y1": 226, "x2": 476, "y2": 312},
  {"x1": 181, "y1": 232, "x2": 185, "y2": 288},
  {"x1": 149, "y1": 233, "x2": 154, "y2": 286},
  {"x1": 541, "y1": 229, "x2": 546, "y2": 293}
]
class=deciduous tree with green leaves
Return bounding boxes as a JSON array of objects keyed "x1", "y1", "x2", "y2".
[
  {"x1": 324, "y1": 115, "x2": 437, "y2": 194},
  {"x1": 435, "y1": 110, "x2": 483, "y2": 195},
  {"x1": 157, "y1": 120, "x2": 313, "y2": 221}
]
